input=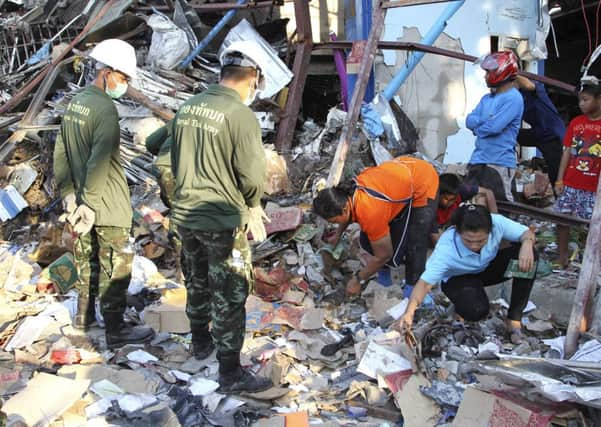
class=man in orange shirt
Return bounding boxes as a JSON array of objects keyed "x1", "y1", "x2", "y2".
[{"x1": 313, "y1": 157, "x2": 439, "y2": 295}]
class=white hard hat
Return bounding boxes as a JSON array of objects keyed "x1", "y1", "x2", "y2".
[
  {"x1": 219, "y1": 41, "x2": 266, "y2": 91},
  {"x1": 90, "y1": 39, "x2": 137, "y2": 79}
]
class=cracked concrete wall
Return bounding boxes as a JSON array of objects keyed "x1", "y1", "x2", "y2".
[{"x1": 374, "y1": 29, "x2": 465, "y2": 162}]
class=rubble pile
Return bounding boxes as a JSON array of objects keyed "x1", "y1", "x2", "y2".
[{"x1": 0, "y1": 184, "x2": 600, "y2": 426}]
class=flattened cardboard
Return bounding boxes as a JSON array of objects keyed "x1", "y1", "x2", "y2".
[{"x1": 3, "y1": 372, "x2": 90, "y2": 427}]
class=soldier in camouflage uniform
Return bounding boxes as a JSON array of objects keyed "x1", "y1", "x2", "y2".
[
  {"x1": 145, "y1": 122, "x2": 182, "y2": 278},
  {"x1": 53, "y1": 39, "x2": 153, "y2": 348},
  {"x1": 170, "y1": 42, "x2": 272, "y2": 393}
]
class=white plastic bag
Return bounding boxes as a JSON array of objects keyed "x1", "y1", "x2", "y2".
[{"x1": 146, "y1": 13, "x2": 190, "y2": 70}]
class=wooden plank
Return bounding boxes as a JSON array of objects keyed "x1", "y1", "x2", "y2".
[
  {"x1": 496, "y1": 200, "x2": 590, "y2": 227},
  {"x1": 274, "y1": 0, "x2": 313, "y2": 152},
  {"x1": 565, "y1": 177, "x2": 601, "y2": 357},
  {"x1": 326, "y1": 4, "x2": 386, "y2": 187}
]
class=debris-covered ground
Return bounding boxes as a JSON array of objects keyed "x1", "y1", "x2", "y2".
[{"x1": 2, "y1": 1, "x2": 601, "y2": 427}]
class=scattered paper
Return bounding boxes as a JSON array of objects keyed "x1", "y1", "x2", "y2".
[
  {"x1": 170, "y1": 370, "x2": 191, "y2": 382},
  {"x1": 86, "y1": 394, "x2": 157, "y2": 418},
  {"x1": 571, "y1": 340, "x2": 601, "y2": 363},
  {"x1": 189, "y1": 378, "x2": 220, "y2": 396},
  {"x1": 524, "y1": 301, "x2": 537, "y2": 313},
  {"x1": 5, "y1": 302, "x2": 71, "y2": 351},
  {"x1": 118, "y1": 394, "x2": 157, "y2": 412},
  {"x1": 126, "y1": 349, "x2": 158, "y2": 364},
  {"x1": 543, "y1": 336, "x2": 566, "y2": 359},
  {"x1": 386, "y1": 298, "x2": 409, "y2": 320},
  {"x1": 357, "y1": 341, "x2": 412, "y2": 381},
  {"x1": 478, "y1": 342, "x2": 500, "y2": 355},
  {"x1": 3, "y1": 373, "x2": 90, "y2": 426},
  {"x1": 90, "y1": 379, "x2": 124, "y2": 399},
  {"x1": 220, "y1": 397, "x2": 246, "y2": 413},
  {"x1": 202, "y1": 392, "x2": 225, "y2": 412}
]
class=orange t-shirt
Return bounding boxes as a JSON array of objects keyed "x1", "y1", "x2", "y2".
[{"x1": 352, "y1": 156, "x2": 439, "y2": 241}]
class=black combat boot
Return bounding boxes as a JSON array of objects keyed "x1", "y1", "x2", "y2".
[
  {"x1": 191, "y1": 326, "x2": 215, "y2": 360},
  {"x1": 73, "y1": 294, "x2": 96, "y2": 331},
  {"x1": 218, "y1": 351, "x2": 272, "y2": 394},
  {"x1": 104, "y1": 311, "x2": 155, "y2": 350}
]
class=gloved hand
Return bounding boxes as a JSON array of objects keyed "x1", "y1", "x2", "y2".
[
  {"x1": 59, "y1": 193, "x2": 77, "y2": 222},
  {"x1": 68, "y1": 204, "x2": 96, "y2": 235},
  {"x1": 247, "y1": 206, "x2": 270, "y2": 242}
]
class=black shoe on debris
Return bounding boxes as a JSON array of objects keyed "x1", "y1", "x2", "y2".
[
  {"x1": 218, "y1": 369, "x2": 273, "y2": 394},
  {"x1": 192, "y1": 340, "x2": 215, "y2": 360},
  {"x1": 104, "y1": 311, "x2": 155, "y2": 350},
  {"x1": 105, "y1": 324, "x2": 155, "y2": 350}
]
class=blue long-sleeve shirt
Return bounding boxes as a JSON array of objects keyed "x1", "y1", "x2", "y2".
[{"x1": 467, "y1": 87, "x2": 524, "y2": 168}]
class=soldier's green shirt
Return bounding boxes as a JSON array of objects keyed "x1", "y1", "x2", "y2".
[
  {"x1": 170, "y1": 84, "x2": 265, "y2": 231},
  {"x1": 53, "y1": 85, "x2": 133, "y2": 228}
]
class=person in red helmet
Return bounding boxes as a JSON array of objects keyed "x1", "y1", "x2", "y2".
[{"x1": 465, "y1": 51, "x2": 524, "y2": 201}]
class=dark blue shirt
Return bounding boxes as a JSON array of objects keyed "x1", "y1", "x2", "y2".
[{"x1": 521, "y1": 81, "x2": 566, "y2": 143}]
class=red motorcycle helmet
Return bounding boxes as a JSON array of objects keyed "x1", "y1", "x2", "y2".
[{"x1": 480, "y1": 51, "x2": 519, "y2": 87}]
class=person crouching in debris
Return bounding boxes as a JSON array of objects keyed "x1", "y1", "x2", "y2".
[
  {"x1": 466, "y1": 51, "x2": 523, "y2": 201},
  {"x1": 170, "y1": 41, "x2": 272, "y2": 393},
  {"x1": 395, "y1": 204, "x2": 537, "y2": 344},
  {"x1": 313, "y1": 156, "x2": 439, "y2": 296},
  {"x1": 53, "y1": 39, "x2": 154, "y2": 348},
  {"x1": 553, "y1": 78, "x2": 601, "y2": 269},
  {"x1": 431, "y1": 173, "x2": 498, "y2": 245}
]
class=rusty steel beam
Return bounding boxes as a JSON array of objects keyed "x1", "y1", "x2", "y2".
[
  {"x1": 496, "y1": 200, "x2": 589, "y2": 227},
  {"x1": 316, "y1": 40, "x2": 577, "y2": 93},
  {"x1": 0, "y1": 0, "x2": 118, "y2": 116},
  {"x1": 137, "y1": 0, "x2": 284, "y2": 11},
  {"x1": 382, "y1": 0, "x2": 457, "y2": 8},
  {"x1": 126, "y1": 86, "x2": 176, "y2": 122},
  {"x1": 326, "y1": 4, "x2": 386, "y2": 186},
  {"x1": 274, "y1": 0, "x2": 312, "y2": 152}
]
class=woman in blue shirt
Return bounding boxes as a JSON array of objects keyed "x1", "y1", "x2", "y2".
[{"x1": 396, "y1": 204, "x2": 537, "y2": 344}]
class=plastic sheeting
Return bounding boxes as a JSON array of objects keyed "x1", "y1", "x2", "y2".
[
  {"x1": 146, "y1": 13, "x2": 190, "y2": 70},
  {"x1": 220, "y1": 19, "x2": 293, "y2": 99}
]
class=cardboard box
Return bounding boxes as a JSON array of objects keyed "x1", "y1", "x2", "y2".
[
  {"x1": 143, "y1": 287, "x2": 190, "y2": 334},
  {"x1": 453, "y1": 387, "x2": 555, "y2": 427}
]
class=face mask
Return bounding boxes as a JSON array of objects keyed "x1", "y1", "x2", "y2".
[
  {"x1": 243, "y1": 77, "x2": 258, "y2": 106},
  {"x1": 104, "y1": 72, "x2": 128, "y2": 99}
]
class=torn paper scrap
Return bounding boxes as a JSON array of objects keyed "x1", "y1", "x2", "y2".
[
  {"x1": 357, "y1": 341, "x2": 412, "y2": 381},
  {"x1": 190, "y1": 378, "x2": 220, "y2": 396},
  {"x1": 386, "y1": 298, "x2": 409, "y2": 320},
  {"x1": 126, "y1": 349, "x2": 158, "y2": 364}
]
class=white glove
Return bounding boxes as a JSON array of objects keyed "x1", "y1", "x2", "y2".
[
  {"x1": 68, "y1": 204, "x2": 96, "y2": 236},
  {"x1": 248, "y1": 206, "x2": 270, "y2": 242},
  {"x1": 59, "y1": 193, "x2": 77, "y2": 222}
]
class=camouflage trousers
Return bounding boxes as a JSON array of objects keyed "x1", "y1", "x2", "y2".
[
  {"x1": 73, "y1": 226, "x2": 133, "y2": 315},
  {"x1": 179, "y1": 226, "x2": 252, "y2": 354},
  {"x1": 157, "y1": 167, "x2": 183, "y2": 278}
]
